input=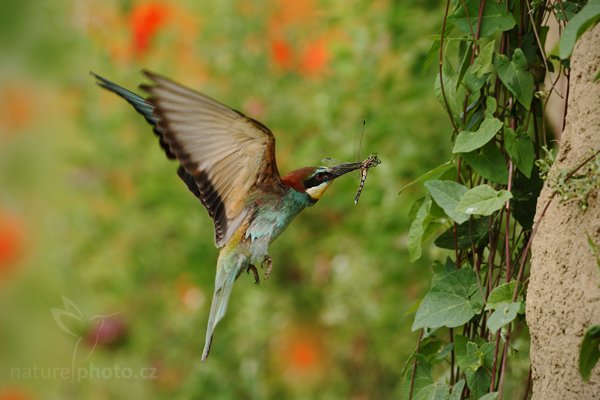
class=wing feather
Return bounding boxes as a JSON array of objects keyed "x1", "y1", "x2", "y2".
[{"x1": 141, "y1": 71, "x2": 285, "y2": 247}]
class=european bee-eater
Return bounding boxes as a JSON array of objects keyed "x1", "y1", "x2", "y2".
[{"x1": 92, "y1": 71, "x2": 375, "y2": 361}]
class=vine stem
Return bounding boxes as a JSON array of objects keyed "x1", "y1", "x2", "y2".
[
  {"x1": 439, "y1": 0, "x2": 459, "y2": 134},
  {"x1": 408, "y1": 329, "x2": 424, "y2": 400},
  {"x1": 497, "y1": 325, "x2": 512, "y2": 399},
  {"x1": 505, "y1": 160, "x2": 514, "y2": 282}
]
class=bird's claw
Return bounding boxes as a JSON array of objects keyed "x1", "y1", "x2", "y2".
[
  {"x1": 261, "y1": 255, "x2": 273, "y2": 279},
  {"x1": 246, "y1": 264, "x2": 260, "y2": 285}
]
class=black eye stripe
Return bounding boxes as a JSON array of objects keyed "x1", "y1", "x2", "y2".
[{"x1": 304, "y1": 172, "x2": 330, "y2": 189}]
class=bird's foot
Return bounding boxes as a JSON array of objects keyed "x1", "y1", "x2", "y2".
[
  {"x1": 246, "y1": 264, "x2": 260, "y2": 285},
  {"x1": 261, "y1": 255, "x2": 273, "y2": 279}
]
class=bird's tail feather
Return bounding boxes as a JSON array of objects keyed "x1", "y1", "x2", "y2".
[
  {"x1": 201, "y1": 251, "x2": 246, "y2": 362},
  {"x1": 90, "y1": 72, "x2": 157, "y2": 126}
]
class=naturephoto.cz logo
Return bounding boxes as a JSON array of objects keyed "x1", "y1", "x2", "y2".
[{"x1": 10, "y1": 297, "x2": 157, "y2": 383}]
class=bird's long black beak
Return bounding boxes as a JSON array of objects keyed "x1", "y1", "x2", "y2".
[{"x1": 326, "y1": 161, "x2": 364, "y2": 178}]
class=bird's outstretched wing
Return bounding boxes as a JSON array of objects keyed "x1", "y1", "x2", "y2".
[{"x1": 93, "y1": 71, "x2": 285, "y2": 247}]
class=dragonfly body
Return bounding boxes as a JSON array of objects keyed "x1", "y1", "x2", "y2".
[{"x1": 354, "y1": 154, "x2": 381, "y2": 205}]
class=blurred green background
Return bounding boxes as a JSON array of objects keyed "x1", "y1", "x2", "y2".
[{"x1": 0, "y1": 0, "x2": 452, "y2": 399}]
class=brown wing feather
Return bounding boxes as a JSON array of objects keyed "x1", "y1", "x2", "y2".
[{"x1": 141, "y1": 71, "x2": 285, "y2": 247}]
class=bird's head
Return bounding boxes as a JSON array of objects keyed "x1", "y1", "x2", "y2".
[{"x1": 282, "y1": 161, "x2": 364, "y2": 202}]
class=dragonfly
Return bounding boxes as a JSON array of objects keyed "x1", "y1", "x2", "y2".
[
  {"x1": 322, "y1": 121, "x2": 381, "y2": 204},
  {"x1": 353, "y1": 153, "x2": 381, "y2": 204},
  {"x1": 321, "y1": 153, "x2": 381, "y2": 205}
]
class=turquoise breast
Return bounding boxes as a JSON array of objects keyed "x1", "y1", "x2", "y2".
[{"x1": 245, "y1": 189, "x2": 315, "y2": 243}]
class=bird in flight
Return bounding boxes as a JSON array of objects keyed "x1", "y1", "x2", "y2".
[{"x1": 92, "y1": 71, "x2": 378, "y2": 361}]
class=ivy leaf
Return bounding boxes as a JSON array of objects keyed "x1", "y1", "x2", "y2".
[
  {"x1": 475, "y1": 40, "x2": 496, "y2": 78},
  {"x1": 434, "y1": 218, "x2": 488, "y2": 250},
  {"x1": 456, "y1": 185, "x2": 513, "y2": 216},
  {"x1": 435, "y1": 59, "x2": 466, "y2": 124},
  {"x1": 465, "y1": 368, "x2": 490, "y2": 399},
  {"x1": 494, "y1": 49, "x2": 534, "y2": 109},
  {"x1": 413, "y1": 268, "x2": 484, "y2": 330},
  {"x1": 559, "y1": 0, "x2": 600, "y2": 59},
  {"x1": 486, "y1": 281, "x2": 516, "y2": 310},
  {"x1": 579, "y1": 325, "x2": 600, "y2": 381},
  {"x1": 462, "y1": 41, "x2": 496, "y2": 93},
  {"x1": 512, "y1": 169, "x2": 544, "y2": 229},
  {"x1": 432, "y1": 257, "x2": 456, "y2": 276},
  {"x1": 449, "y1": 379, "x2": 465, "y2": 400},
  {"x1": 433, "y1": 343, "x2": 455, "y2": 363},
  {"x1": 449, "y1": 0, "x2": 516, "y2": 37},
  {"x1": 425, "y1": 180, "x2": 470, "y2": 224},
  {"x1": 479, "y1": 393, "x2": 499, "y2": 400},
  {"x1": 400, "y1": 357, "x2": 433, "y2": 400},
  {"x1": 462, "y1": 142, "x2": 508, "y2": 184},
  {"x1": 399, "y1": 162, "x2": 455, "y2": 194},
  {"x1": 423, "y1": 40, "x2": 441, "y2": 75},
  {"x1": 413, "y1": 383, "x2": 451, "y2": 400},
  {"x1": 455, "y1": 336, "x2": 495, "y2": 373},
  {"x1": 465, "y1": 342, "x2": 485, "y2": 371},
  {"x1": 505, "y1": 128, "x2": 535, "y2": 178},
  {"x1": 486, "y1": 302, "x2": 520, "y2": 332},
  {"x1": 453, "y1": 118, "x2": 503, "y2": 153},
  {"x1": 408, "y1": 196, "x2": 433, "y2": 262},
  {"x1": 485, "y1": 96, "x2": 497, "y2": 118},
  {"x1": 463, "y1": 65, "x2": 488, "y2": 93}
]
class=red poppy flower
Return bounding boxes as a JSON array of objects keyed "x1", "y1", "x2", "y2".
[
  {"x1": 130, "y1": 3, "x2": 170, "y2": 55},
  {"x1": 0, "y1": 213, "x2": 24, "y2": 271},
  {"x1": 0, "y1": 387, "x2": 32, "y2": 400},
  {"x1": 271, "y1": 39, "x2": 294, "y2": 70},
  {"x1": 300, "y1": 39, "x2": 328, "y2": 77}
]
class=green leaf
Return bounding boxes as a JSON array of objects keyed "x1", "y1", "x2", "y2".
[
  {"x1": 480, "y1": 341, "x2": 496, "y2": 368},
  {"x1": 432, "y1": 257, "x2": 456, "y2": 275},
  {"x1": 408, "y1": 196, "x2": 433, "y2": 262},
  {"x1": 486, "y1": 302, "x2": 520, "y2": 332},
  {"x1": 433, "y1": 343, "x2": 454, "y2": 363},
  {"x1": 456, "y1": 338, "x2": 495, "y2": 372},
  {"x1": 479, "y1": 393, "x2": 498, "y2": 400},
  {"x1": 434, "y1": 218, "x2": 488, "y2": 250},
  {"x1": 579, "y1": 325, "x2": 600, "y2": 381},
  {"x1": 449, "y1": 0, "x2": 516, "y2": 37},
  {"x1": 486, "y1": 281, "x2": 516, "y2": 310},
  {"x1": 449, "y1": 379, "x2": 465, "y2": 400},
  {"x1": 505, "y1": 127, "x2": 535, "y2": 178},
  {"x1": 414, "y1": 383, "x2": 451, "y2": 400},
  {"x1": 403, "y1": 300, "x2": 422, "y2": 317},
  {"x1": 453, "y1": 117, "x2": 503, "y2": 153},
  {"x1": 464, "y1": 342, "x2": 485, "y2": 371},
  {"x1": 425, "y1": 180, "x2": 470, "y2": 224},
  {"x1": 413, "y1": 268, "x2": 484, "y2": 330},
  {"x1": 559, "y1": 0, "x2": 600, "y2": 59},
  {"x1": 399, "y1": 162, "x2": 454, "y2": 194},
  {"x1": 463, "y1": 66, "x2": 488, "y2": 93},
  {"x1": 512, "y1": 169, "x2": 544, "y2": 229},
  {"x1": 485, "y1": 96, "x2": 497, "y2": 118},
  {"x1": 462, "y1": 142, "x2": 508, "y2": 184},
  {"x1": 423, "y1": 40, "x2": 441, "y2": 75},
  {"x1": 455, "y1": 185, "x2": 513, "y2": 216},
  {"x1": 465, "y1": 368, "x2": 491, "y2": 399},
  {"x1": 475, "y1": 40, "x2": 496, "y2": 78},
  {"x1": 400, "y1": 358, "x2": 433, "y2": 400},
  {"x1": 462, "y1": 41, "x2": 496, "y2": 93},
  {"x1": 454, "y1": 335, "x2": 469, "y2": 366},
  {"x1": 494, "y1": 49, "x2": 534, "y2": 109},
  {"x1": 435, "y1": 60, "x2": 466, "y2": 123}
]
